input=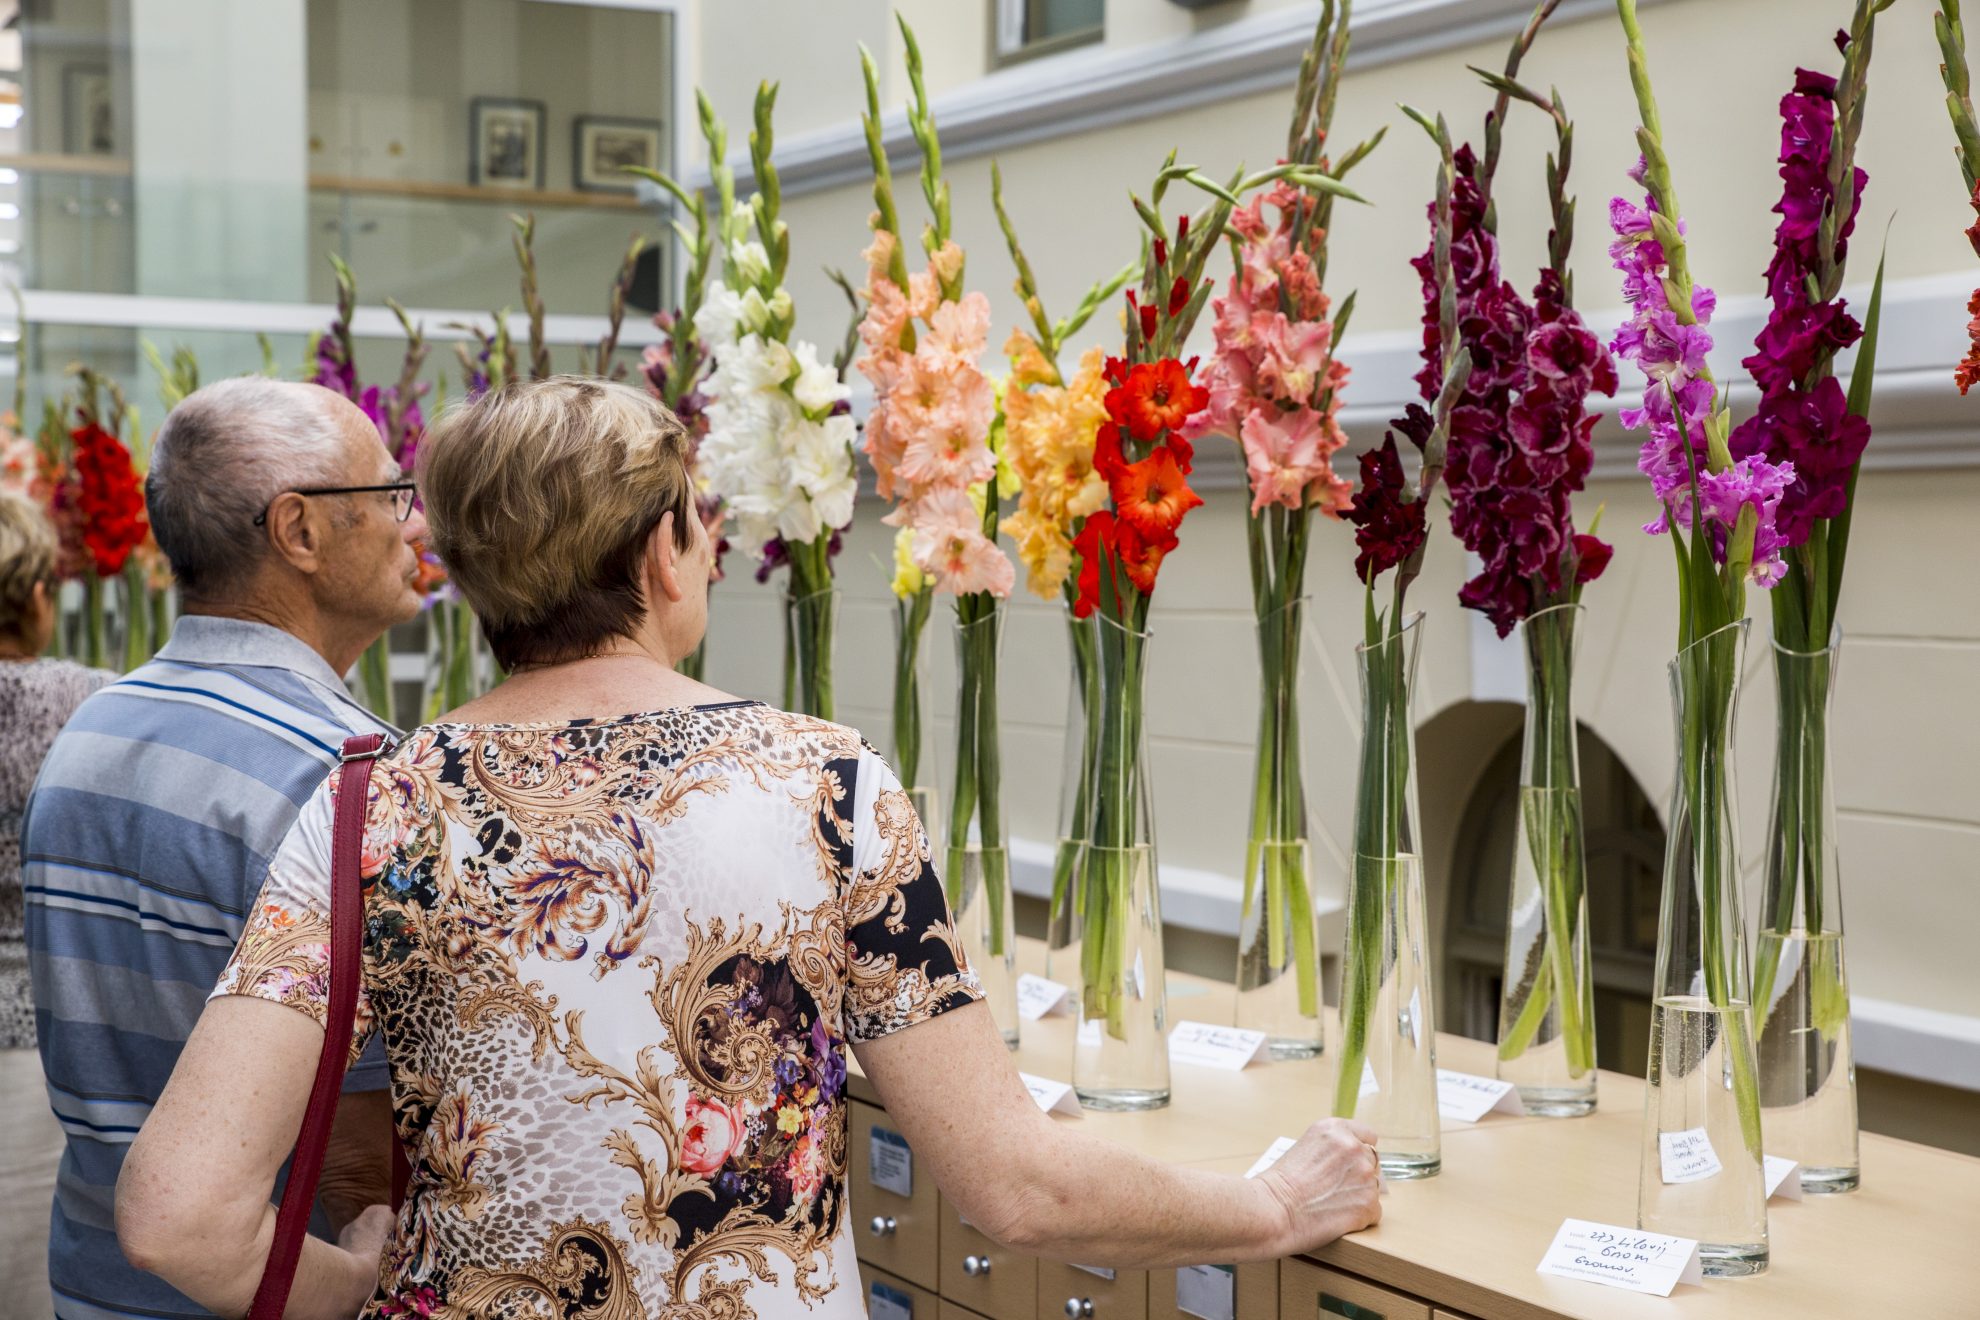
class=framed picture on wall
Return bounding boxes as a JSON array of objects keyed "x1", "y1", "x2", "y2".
[
  {"x1": 470, "y1": 97, "x2": 546, "y2": 190},
  {"x1": 573, "y1": 116, "x2": 665, "y2": 193},
  {"x1": 62, "y1": 64, "x2": 117, "y2": 157}
]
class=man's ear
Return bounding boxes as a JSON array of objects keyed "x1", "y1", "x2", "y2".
[
  {"x1": 649, "y1": 511, "x2": 686, "y2": 605},
  {"x1": 264, "y1": 493, "x2": 324, "y2": 574}
]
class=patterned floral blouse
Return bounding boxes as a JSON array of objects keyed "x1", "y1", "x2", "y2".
[{"x1": 211, "y1": 701, "x2": 980, "y2": 1319}]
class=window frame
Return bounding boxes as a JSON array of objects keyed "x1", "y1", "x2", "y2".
[{"x1": 989, "y1": 0, "x2": 1104, "y2": 70}]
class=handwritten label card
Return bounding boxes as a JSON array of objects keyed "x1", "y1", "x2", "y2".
[
  {"x1": 869, "y1": 1127, "x2": 913, "y2": 1198},
  {"x1": 1016, "y1": 973, "x2": 1071, "y2": 1021},
  {"x1": 1359, "y1": 1058, "x2": 1380, "y2": 1098},
  {"x1": 1019, "y1": 1071, "x2": 1084, "y2": 1117},
  {"x1": 1077, "y1": 1017, "x2": 1102, "y2": 1049},
  {"x1": 1168, "y1": 1020, "x2": 1269, "y2": 1070},
  {"x1": 1658, "y1": 1128, "x2": 1724, "y2": 1184},
  {"x1": 1243, "y1": 1135, "x2": 1298, "y2": 1180},
  {"x1": 1436, "y1": 1069, "x2": 1526, "y2": 1124},
  {"x1": 1175, "y1": 1263, "x2": 1236, "y2": 1320},
  {"x1": 1764, "y1": 1155, "x2": 1803, "y2": 1201},
  {"x1": 1536, "y1": 1219, "x2": 1704, "y2": 1296}
]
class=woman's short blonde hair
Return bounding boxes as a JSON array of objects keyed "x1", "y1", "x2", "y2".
[
  {"x1": 418, "y1": 376, "x2": 694, "y2": 670},
  {"x1": 0, "y1": 490, "x2": 58, "y2": 641}
]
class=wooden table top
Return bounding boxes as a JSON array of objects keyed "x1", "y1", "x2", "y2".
[{"x1": 848, "y1": 939, "x2": 1980, "y2": 1318}]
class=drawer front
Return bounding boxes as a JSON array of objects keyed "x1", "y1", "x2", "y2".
[
  {"x1": 1150, "y1": 1261, "x2": 1278, "y2": 1320},
  {"x1": 1040, "y1": 1258, "x2": 1149, "y2": 1320},
  {"x1": 850, "y1": 1099, "x2": 940, "y2": 1291},
  {"x1": 941, "y1": 1303, "x2": 998, "y2": 1320},
  {"x1": 859, "y1": 1261, "x2": 941, "y2": 1320},
  {"x1": 1431, "y1": 1312, "x2": 1479, "y2": 1320},
  {"x1": 939, "y1": 1201, "x2": 1039, "y2": 1320},
  {"x1": 1280, "y1": 1259, "x2": 1431, "y2": 1320}
]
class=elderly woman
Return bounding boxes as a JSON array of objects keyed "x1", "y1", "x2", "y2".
[
  {"x1": 0, "y1": 491, "x2": 113, "y2": 1319},
  {"x1": 117, "y1": 378, "x2": 1380, "y2": 1319}
]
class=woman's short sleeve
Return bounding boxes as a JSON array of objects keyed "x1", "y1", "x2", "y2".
[
  {"x1": 209, "y1": 771, "x2": 377, "y2": 1065},
  {"x1": 841, "y1": 747, "x2": 982, "y2": 1043}
]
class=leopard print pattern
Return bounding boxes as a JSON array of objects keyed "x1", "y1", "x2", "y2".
[{"x1": 212, "y1": 700, "x2": 980, "y2": 1319}]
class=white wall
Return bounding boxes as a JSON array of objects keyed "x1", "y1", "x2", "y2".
[{"x1": 687, "y1": 0, "x2": 1980, "y2": 1047}]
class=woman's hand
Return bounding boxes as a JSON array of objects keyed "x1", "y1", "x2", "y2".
[{"x1": 1255, "y1": 1118, "x2": 1384, "y2": 1255}]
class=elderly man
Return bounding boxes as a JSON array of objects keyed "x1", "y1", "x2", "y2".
[{"x1": 21, "y1": 377, "x2": 426, "y2": 1320}]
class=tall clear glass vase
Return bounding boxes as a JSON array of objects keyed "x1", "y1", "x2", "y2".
[
  {"x1": 1496, "y1": 603, "x2": 1598, "y2": 1115},
  {"x1": 947, "y1": 602, "x2": 1016, "y2": 1047},
  {"x1": 1333, "y1": 612, "x2": 1438, "y2": 1178},
  {"x1": 1072, "y1": 615, "x2": 1169, "y2": 1111},
  {"x1": 1235, "y1": 597, "x2": 1322, "y2": 1058},
  {"x1": 785, "y1": 587, "x2": 838, "y2": 720},
  {"x1": 1639, "y1": 619, "x2": 1768, "y2": 1277},
  {"x1": 1046, "y1": 608, "x2": 1099, "y2": 986},
  {"x1": 1754, "y1": 633, "x2": 1857, "y2": 1194}
]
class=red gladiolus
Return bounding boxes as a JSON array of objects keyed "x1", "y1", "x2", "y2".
[
  {"x1": 70, "y1": 422, "x2": 148, "y2": 577},
  {"x1": 1106, "y1": 359, "x2": 1209, "y2": 442},
  {"x1": 1959, "y1": 288, "x2": 1980, "y2": 397},
  {"x1": 1115, "y1": 519, "x2": 1178, "y2": 595},
  {"x1": 1110, "y1": 448, "x2": 1203, "y2": 540},
  {"x1": 1070, "y1": 511, "x2": 1117, "y2": 619},
  {"x1": 1571, "y1": 533, "x2": 1613, "y2": 586}
]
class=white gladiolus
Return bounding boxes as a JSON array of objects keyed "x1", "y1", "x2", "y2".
[
  {"x1": 730, "y1": 239, "x2": 771, "y2": 285},
  {"x1": 694, "y1": 285, "x2": 745, "y2": 351},
  {"x1": 791, "y1": 340, "x2": 850, "y2": 414}
]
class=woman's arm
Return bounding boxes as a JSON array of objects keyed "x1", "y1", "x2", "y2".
[
  {"x1": 116, "y1": 995, "x2": 390, "y2": 1319},
  {"x1": 852, "y1": 1001, "x2": 1381, "y2": 1269}
]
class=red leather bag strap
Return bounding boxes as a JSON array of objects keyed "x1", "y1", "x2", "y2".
[{"x1": 247, "y1": 731, "x2": 385, "y2": 1320}]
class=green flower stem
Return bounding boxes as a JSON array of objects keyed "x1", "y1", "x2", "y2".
[
  {"x1": 82, "y1": 573, "x2": 105, "y2": 671},
  {"x1": 892, "y1": 589, "x2": 933, "y2": 790},
  {"x1": 1081, "y1": 614, "x2": 1149, "y2": 1041},
  {"x1": 679, "y1": 639, "x2": 707, "y2": 683},
  {"x1": 119, "y1": 563, "x2": 149, "y2": 672},
  {"x1": 1049, "y1": 609, "x2": 1100, "y2": 940},
  {"x1": 947, "y1": 594, "x2": 1006, "y2": 955},
  {"x1": 357, "y1": 634, "x2": 394, "y2": 724},
  {"x1": 786, "y1": 539, "x2": 836, "y2": 720}
]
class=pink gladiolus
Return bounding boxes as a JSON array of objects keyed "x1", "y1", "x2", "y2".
[{"x1": 910, "y1": 487, "x2": 1015, "y2": 597}]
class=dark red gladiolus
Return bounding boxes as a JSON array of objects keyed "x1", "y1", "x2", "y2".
[
  {"x1": 70, "y1": 422, "x2": 148, "y2": 577},
  {"x1": 1343, "y1": 436, "x2": 1426, "y2": 585},
  {"x1": 1419, "y1": 150, "x2": 1614, "y2": 637},
  {"x1": 1729, "y1": 67, "x2": 1873, "y2": 546}
]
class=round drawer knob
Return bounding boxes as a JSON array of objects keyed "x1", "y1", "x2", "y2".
[
  {"x1": 1064, "y1": 1300, "x2": 1095, "y2": 1318},
  {"x1": 963, "y1": 1254, "x2": 992, "y2": 1277},
  {"x1": 868, "y1": 1215, "x2": 897, "y2": 1238}
]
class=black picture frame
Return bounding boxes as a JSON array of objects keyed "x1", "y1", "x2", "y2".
[
  {"x1": 469, "y1": 96, "x2": 546, "y2": 190},
  {"x1": 572, "y1": 115, "x2": 666, "y2": 193}
]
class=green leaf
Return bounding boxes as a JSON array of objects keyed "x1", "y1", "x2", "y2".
[{"x1": 1825, "y1": 240, "x2": 1886, "y2": 621}]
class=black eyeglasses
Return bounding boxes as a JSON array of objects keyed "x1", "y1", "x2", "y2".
[{"x1": 254, "y1": 482, "x2": 418, "y2": 527}]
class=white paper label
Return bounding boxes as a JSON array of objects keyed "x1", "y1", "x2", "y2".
[
  {"x1": 1408, "y1": 986, "x2": 1423, "y2": 1037},
  {"x1": 1764, "y1": 1155, "x2": 1803, "y2": 1201},
  {"x1": 1175, "y1": 1263, "x2": 1236, "y2": 1320},
  {"x1": 1359, "y1": 1058, "x2": 1380, "y2": 1098},
  {"x1": 1073, "y1": 1263, "x2": 1117, "y2": 1281},
  {"x1": 1167, "y1": 1020, "x2": 1269, "y2": 1070},
  {"x1": 1536, "y1": 1218, "x2": 1704, "y2": 1296},
  {"x1": 1019, "y1": 1071, "x2": 1084, "y2": 1116},
  {"x1": 1132, "y1": 949, "x2": 1147, "y2": 999},
  {"x1": 1436, "y1": 1068, "x2": 1526, "y2": 1124},
  {"x1": 1077, "y1": 1017, "x2": 1102, "y2": 1048},
  {"x1": 869, "y1": 1126, "x2": 912, "y2": 1198},
  {"x1": 868, "y1": 1281, "x2": 914, "y2": 1320},
  {"x1": 1016, "y1": 973, "x2": 1071, "y2": 1021},
  {"x1": 1243, "y1": 1135, "x2": 1299, "y2": 1179},
  {"x1": 1658, "y1": 1128, "x2": 1723, "y2": 1184}
]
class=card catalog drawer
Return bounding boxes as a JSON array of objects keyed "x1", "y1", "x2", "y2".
[
  {"x1": 940, "y1": 1198, "x2": 1039, "y2": 1320},
  {"x1": 1280, "y1": 1259, "x2": 1431, "y2": 1320},
  {"x1": 1040, "y1": 1258, "x2": 1149, "y2": 1320},
  {"x1": 941, "y1": 1303, "x2": 998, "y2": 1320},
  {"x1": 860, "y1": 1261, "x2": 941, "y2": 1320},
  {"x1": 1151, "y1": 1261, "x2": 1278, "y2": 1320},
  {"x1": 850, "y1": 1099, "x2": 940, "y2": 1290}
]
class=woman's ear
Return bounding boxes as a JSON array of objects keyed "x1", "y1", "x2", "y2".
[{"x1": 649, "y1": 511, "x2": 686, "y2": 605}]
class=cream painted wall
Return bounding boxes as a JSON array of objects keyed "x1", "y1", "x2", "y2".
[{"x1": 686, "y1": 0, "x2": 1980, "y2": 1036}]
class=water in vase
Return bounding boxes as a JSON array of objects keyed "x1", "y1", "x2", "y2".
[{"x1": 1755, "y1": 929, "x2": 1857, "y2": 1193}]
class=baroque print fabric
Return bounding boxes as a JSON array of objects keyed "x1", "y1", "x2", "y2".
[{"x1": 211, "y1": 701, "x2": 979, "y2": 1319}]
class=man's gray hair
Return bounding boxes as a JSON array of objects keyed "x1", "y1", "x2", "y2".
[{"x1": 146, "y1": 377, "x2": 351, "y2": 598}]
